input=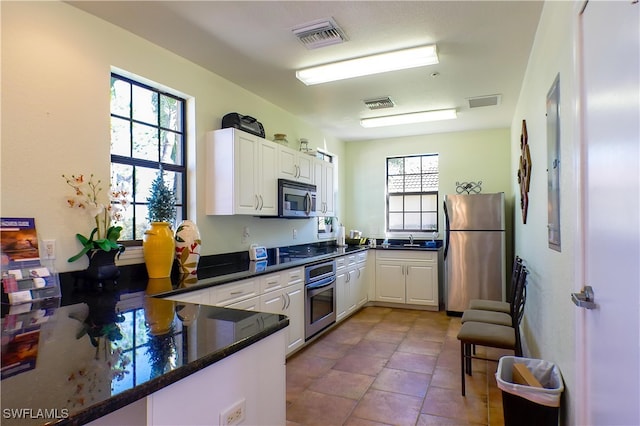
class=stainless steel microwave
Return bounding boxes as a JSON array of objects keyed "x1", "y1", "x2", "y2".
[{"x1": 278, "y1": 179, "x2": 317, "y2": 218}]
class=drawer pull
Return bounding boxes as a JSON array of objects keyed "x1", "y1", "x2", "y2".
[{"x1": 230, "y1": 291, "x2": 244, "y2": 295}]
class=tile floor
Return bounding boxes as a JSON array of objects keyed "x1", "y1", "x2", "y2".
[{"x1": 286, "y1": 306, "x2": 511, "y2": 426}]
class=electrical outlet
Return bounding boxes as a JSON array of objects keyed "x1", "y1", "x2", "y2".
[
  {"x1": 292, "y1": 228, "x2": 297, "y2": 240},
  {"x1": 220, "y1": 399, "x2": 245, "y2": 426},
  {"x1": 43, "y1": 239, "x2": 55, "y2": 260}
]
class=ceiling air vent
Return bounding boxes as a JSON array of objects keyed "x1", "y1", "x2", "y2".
[
  {"x1": 364, "y1": 97, "x2": 395, "y2": 110},
  {"x1": 292, "y1": 18, "x2": 348, "y2": 50},
  {"x1": 468, "y1": 94, "x2": 502, "y2": 109}
]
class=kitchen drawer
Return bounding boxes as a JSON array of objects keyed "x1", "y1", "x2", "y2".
[
  {"x1": 213, "y1": 278, "x2": 260, "y2": 306},
  {"x1": 164, "y1": 288, "x2": 211, "y2": 305},
  {"x1": 260, "y1": 272, "x2": 284, "y2": 294},
  {"x1": 375, "y1": 250, "x2": 437, "y2": 262},
  {"x1": 356, "y1": 252, "x2": 367, "y2": 263},
  {"x1": 284, "y1": 267, "x2": 304, "y2": 285},
  {"x1": 336, "y1": 257, "x2": 347, "y2": 270},
  {"x1": 346, "y1": 255, "x2": 357, "y2": 266}
]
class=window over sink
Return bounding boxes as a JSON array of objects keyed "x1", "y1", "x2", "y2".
[{"x1": 386, "y1": 154, "x2": 439, "y2": 232}]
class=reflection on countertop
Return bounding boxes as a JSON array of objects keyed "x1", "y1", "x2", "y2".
[{"x1": 0, "y1": 287, "x2": 287, "y2": 426}]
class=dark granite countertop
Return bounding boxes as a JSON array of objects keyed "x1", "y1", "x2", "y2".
[{"x1": 0, "y1": 288, "x2": 288, "y2": 425}]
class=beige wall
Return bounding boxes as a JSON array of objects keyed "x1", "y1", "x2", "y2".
[
  {"x1": 343, "y1": 128, "x2": 513, "y2": 240},
  {"x1": 510, "y1": 1, "x2": 580, "y2": 423},
  {"x1": 0, "y1": 1, "x2": 345, "y2": 272}
]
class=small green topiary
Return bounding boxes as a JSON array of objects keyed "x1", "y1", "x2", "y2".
[{"x1": 147, "y1": 168, "x2": 176, "y2": 225}]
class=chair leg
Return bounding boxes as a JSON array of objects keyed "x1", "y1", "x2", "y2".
[
  {"x1": 465, "y1": 343, "x2": 473, "y2": 376},
  {"x1": 460, "y1": 340, "x2": 466, "y2": 396}
]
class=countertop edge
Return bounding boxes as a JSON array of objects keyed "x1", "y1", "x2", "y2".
[{"x1": 53, "y1": 316, "x2": 289, "y2": 426}]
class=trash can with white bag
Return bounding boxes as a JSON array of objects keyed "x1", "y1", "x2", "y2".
[{"x1": 496, "y1": 356, "x2": 564, "y2": 426}]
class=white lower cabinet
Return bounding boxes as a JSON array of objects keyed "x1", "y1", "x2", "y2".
[
  {"x1": 258, "y1": 267, "x2": 304, "y2": 355},
  {"x1": 374, "y1": 250, "x2": 438, "y2": 308},
  {"x1": 336, "y1": 252, "x2": 368, "y2": 322},
  {"x1": 260, "y1": 283, "x2": 304, "y2": 355},
  {"x1": 165, "y1": 268, "x2": 305, "y2": 356}
]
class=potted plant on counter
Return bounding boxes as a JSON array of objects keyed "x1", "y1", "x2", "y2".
[
  {"x1": 63, "y1": 174, "x2": 129, "y2": 284},
  {"x1": 143, "y1": 167, "x2": 177, "y2": 278}
]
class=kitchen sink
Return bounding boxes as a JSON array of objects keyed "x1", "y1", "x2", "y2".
[{"x1": 379, "y1": 240, "x2": 440, "y2": 249}]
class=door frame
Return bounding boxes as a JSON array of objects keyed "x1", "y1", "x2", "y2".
[{"x1": 572, "y1": 1, "x2": 588, "y2": 425}]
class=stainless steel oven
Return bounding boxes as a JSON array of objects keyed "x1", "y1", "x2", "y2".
[{"x1": 304, "y1": 260, "x2": 336, "y2": 340}]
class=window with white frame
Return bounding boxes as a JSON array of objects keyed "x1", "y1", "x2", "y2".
[
  {"x1": 316, "y1": 151, "x2": 335, "y2": 235},
  {"x1": 110, "y1": 73, "x2": 186, "y2": 243},
  {"x1": 386, "y1": 154, "x2": 439, "y2": 232}
]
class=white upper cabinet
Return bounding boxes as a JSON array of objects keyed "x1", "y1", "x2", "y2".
[
  {"x1": 278, "y1": 145, "x2": 313, "y2": 184},
  {"x1": 206, "y1": 128, "x2": 277, "y2": 216},
  {"x1": 313, "y1": 158, "x2": 335, "y2": 217}
]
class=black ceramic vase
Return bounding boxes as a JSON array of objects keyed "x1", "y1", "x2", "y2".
[{"x1": 85, "y1": 249, "x2": 121, "y2": 284}]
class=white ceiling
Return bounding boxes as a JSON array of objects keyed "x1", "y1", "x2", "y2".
[{"x1": 69, "y1": 1, "x2": 543, "y2": 142}]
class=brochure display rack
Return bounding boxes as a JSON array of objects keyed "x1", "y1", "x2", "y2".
[{"x1": 1, "y1": 218, "x2": 61, "y2": 304}]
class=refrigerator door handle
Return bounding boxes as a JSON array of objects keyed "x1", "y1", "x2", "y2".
[{"x1": 443, "y1": 200, "x2": 450, "y2": 260}]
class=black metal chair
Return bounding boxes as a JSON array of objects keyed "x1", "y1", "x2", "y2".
[
  {"x1": 467, "y1": 256, "x2": 523, "y2": 315},
  {"x1": 456, "y1": 266, "x2": 528, "y2": 396},
  {"x1": 460, "y1": 256, "x2": 525, "y2": 327}
]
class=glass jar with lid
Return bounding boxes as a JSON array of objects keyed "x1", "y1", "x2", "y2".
[{"x1": 273, "y1": 133, "x2": 288, "y2": 146}]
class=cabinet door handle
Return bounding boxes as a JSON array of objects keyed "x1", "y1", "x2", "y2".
[
  {"x1": 259, "y1": 195, "x2": 264, "y2": 210},
  {"x1": 282, "y1": 294, "x2": 287, "y2": 311},
  {"x1": 255, "y1": 194, "x2": 260, "y2": 210}
]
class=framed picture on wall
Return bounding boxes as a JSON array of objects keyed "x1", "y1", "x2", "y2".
[{"x1": 547, "y1": 74, "x2": 561, "y2": 251}]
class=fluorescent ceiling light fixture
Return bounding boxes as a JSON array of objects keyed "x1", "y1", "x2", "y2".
[
  {"x1": 360, "y1": 109, "x2": 457, "y2": 128},
  {"x1": 296, "y1": 44, "x2": 438, "y2": 85}
]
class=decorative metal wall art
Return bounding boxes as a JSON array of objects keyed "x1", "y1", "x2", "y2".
[
  {"x1": 517, "y1": 119, "x2": 531, "y2": 223},
  {"x1": 455, "y1": 181, "x2": 483, "y2": 194}
]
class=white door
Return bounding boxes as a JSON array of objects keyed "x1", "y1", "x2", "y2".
[{"x1": 578, "y1": 1, "x2": 640, "y2": 425}]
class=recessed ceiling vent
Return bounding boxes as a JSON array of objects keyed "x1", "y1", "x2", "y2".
[
  {"x1": 468, "y1": 94, "x2": 502, "y2": 109},
  {"x1": 364, "y1": 97, "x2": 395, "y2": 110},
  {"x1": 292, "y1": 18, "x2": 348, "y2": 50}
]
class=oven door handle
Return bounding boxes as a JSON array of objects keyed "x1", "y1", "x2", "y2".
[{"x1": 306, "y1": 276, "x2": 336, "y2": 293}]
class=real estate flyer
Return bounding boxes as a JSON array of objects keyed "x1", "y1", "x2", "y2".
[{"x1": 1, "y1": 217, "x2": 40, "y2": 268}]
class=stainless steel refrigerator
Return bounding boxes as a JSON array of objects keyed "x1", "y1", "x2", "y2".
[{"x1": 444, "y1": 193, "x2": 506, "y2": 314}]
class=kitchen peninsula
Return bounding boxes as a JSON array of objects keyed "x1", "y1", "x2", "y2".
[
  {"x1": 0, "y1": 243, "x2": 365, "y2": 425},
  {"x1": 0, "y1": 292, "x2": 288, "y2": 426}
]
